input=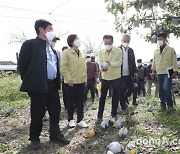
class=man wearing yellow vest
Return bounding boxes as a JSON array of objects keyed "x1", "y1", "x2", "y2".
[
  {"x1": 152, "y1": 32, "x2": 178, "y2": 111},
  {"x1": 97, "y1": 35, "x2": 123, "y2": 122}
]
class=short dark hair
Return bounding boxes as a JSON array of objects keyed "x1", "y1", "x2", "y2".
[
  {"x1": 103, "y1": 35, "x2": 113, "y2": 42},
  {"x1": 150, "y1": 59, "x2": 153, "y2": 62},
  {"x1": 67, "y1": 34, "x2": 77, "y2": 47},
  {"x1": 62, "y1": 46, "x2": 68, "y2": 51},
  {"x1": 137, "y1": 59, "x2": 142, "y2": 63},
  {"x1": 91, "y1": 56, "x2": 95, "y2": 61},
  {"x1": 157, "y1": 32, "x2": 167, "y2": 38},
  {"x1": 34, "y1": 19, "x2": 52, "y2": 35}
]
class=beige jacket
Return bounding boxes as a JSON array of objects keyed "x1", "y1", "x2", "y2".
[
  {"x1": 152, "y1": 44, "x2": 178, "y2": 74},
  {"x1": 61, "y1": 47, "x2": 87, "y2": 84},
  {"x1": 98, "y1": 46, "x2": 122, "y2": 80}
]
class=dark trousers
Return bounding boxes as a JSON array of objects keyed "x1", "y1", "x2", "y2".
[
  {"x1": 84, "y1": 78, "x2": 96, "y2": 101},
  {"x1": 66, "y1": 83, "x2": 85, "y2": 123},
  {"x1": 120, "y1": 75, "x2": 134, "y2": 110},
  {"x1": 28, "y1": 81, "x2": 61, "y2": 141},
  {"x1": 133, "y1": 86, "x2": 138, "y2": 103},
  {"x1": 98, "y1": 78, "x2": 122, "y2": 118},
  {"x1": 62, "y1": 81, "x2": 67, "y2": 109},
  {"x1": 108, "y1": 84, "x2": 113, "y2": 96},
  {"x1": 95, "y1": 88, "x2": 99, "y2": 97},
  {"x1": 138, "y1": 79, "x2": 146, "y2": 96},
  {"x1": 94, "y1": 80, "x2": 99, "y2": 97}
]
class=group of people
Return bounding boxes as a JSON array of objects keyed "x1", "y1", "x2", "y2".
[
  {"x1": 18, "y1": 19, "x2": 178, "y2": 150},
  {"x1": 131, "y1": 58, "x2": 159, "y2": 102}
]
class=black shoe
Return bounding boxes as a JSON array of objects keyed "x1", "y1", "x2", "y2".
[
  {"x1": 159, "y1": 107, "x2": 166, "y2": 112},
  {"x1": 124, "y1": 98, "x2": 129, "y2": 105},
  {"x1": 133, "y1": 102, "x2": 138, "y2": 106},
  {"x1": 50, "y1": 135, "x2": 70, "y2": 145},
  {"x1": 167, "y1": 107, "x2": 176, "y2": 112},
  {"x1": 96, "y1": 116, "x2": 102, "y2": 123},
  {"x1": 29, "y1": 140, "x2": 41, "y2": 150},
  {"x1": 122, "y1": 109, "x2": 128, "y2": 115}
]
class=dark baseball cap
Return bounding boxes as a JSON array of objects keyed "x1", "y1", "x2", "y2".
[
  {"x1": 137, "y1": 59, "x2": 142, "y2": 63},
  {"x1": 157, "y1": 32, "x2": 167, "y2": 38},
  {"x1": 53, "y1": 36, "x2": 60, "y2": 40}
]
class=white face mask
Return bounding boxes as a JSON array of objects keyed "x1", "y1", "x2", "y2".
[
  {"x1": 74, "y1": 39, "x2": 81, "y2": 47},
  {"x1": 51, "y1": 42, "x2": 56, "y2": 48},
  {"x1": 45, "y1": 31, "x2": 55, "y2": 42},
  {"x1": 105, "y1": 45, "x2": 112, "y2": 51},
  {"x1": 122, "y1": 43, "x2": 129, "y2": 48},
  {"x1": 157, "y1": 40, "x2": 164, "y2": 47},
  {"x1": 86, "y1": 58, "x2": 91, "y2": 62},
  {"x1": 137, "y1": 63, "x2": 142, "y2": 66}
]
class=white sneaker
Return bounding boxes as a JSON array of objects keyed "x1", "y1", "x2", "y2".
[
  {"x1": 68, "y1": 120, "x2": 75, "y2": 128},
  {"x1": 77, "y1": 120, "x2": 89, "y2": 128}
]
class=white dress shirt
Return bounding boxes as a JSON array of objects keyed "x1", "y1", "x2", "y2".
[{"x1": 122, "y1": 47, "x2": 129, "y2": 76}]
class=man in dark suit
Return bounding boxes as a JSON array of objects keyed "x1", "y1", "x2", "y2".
[
  {"x1": 61, "y1": 46, "x2": 69, "y2": 110},
  {"x1": 119, "y1": 34, "x2": 137, "y2": 114},
  {"x1": 137, "y1": 59, "x2": 146, "y2": 97},
  {"x1": 18, "y1": 19, "x2": 69, "y2": 150}
]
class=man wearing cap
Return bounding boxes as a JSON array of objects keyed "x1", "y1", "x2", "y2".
[
  {"x1": 146, "y1": 59, "x2": 159, "y2": 97},
  {"x1": 51, "y1": 36, "x2": 61, "y2": 71},
  {"x1": 137, "y1": 59, "x2": 146, "y2": 97},
  {"x1": 61, "y1": 46, "x2": 69, "y2": 110},
  {"x1": 51, "y1": 36, "x2": 60, "y2": 48},
  {"x1": 152, "y1": 32, "x2": 178, "y2": 111},
  {"x1": 84, "y1": 55, "x2": 98, "y2": 103}
]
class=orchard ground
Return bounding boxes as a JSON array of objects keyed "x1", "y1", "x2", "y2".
[{"x1": 0, "y1": 72, "x2": 180, "y2": 154}]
